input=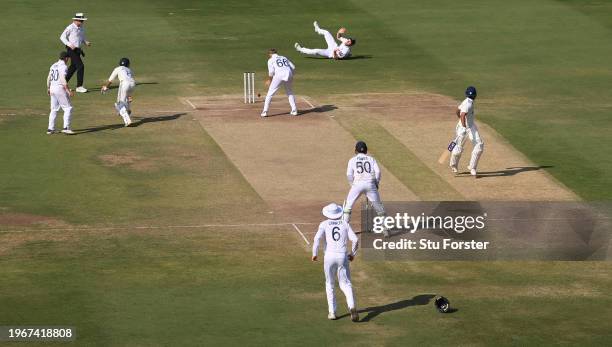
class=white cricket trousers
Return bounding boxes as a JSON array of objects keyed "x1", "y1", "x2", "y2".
[
  {"x1": 450, "y1": 122, "x2": 484, "y2": 170},
  {"x1": 344, "y1": 180, "x2": 385, "y2": 221},
  {"x1": 48, "y1": 86, "x2": 72, "y2": 130},
  {"x1": 297, "y1": 28, "x2": 337, "y2": 58},
  {"x1": 324, "y1": 253, "x2": 355, "y2": 314},
  {"x1": 262, "y1": 76, "x2": 297, "y2": 113},
  {"x1": 117, "y1": 81, "x2": 135, "y2": 106}
]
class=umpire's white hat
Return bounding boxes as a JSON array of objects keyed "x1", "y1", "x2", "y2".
[
  {"x1": 322, "y1": 203, "x2": 344, "y2": 219},
  {"x1": 72, "y1": 13, "x2": 88, "y2": 21}
]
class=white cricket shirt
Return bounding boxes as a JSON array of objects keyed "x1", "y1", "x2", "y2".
[{"x1": 312, "y1": 219, "x2": 359, "y2": 256}]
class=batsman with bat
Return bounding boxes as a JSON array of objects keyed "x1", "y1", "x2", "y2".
[
  {"x1": 101, "y1": 58, "x2": 135, "y2": 126},
  {"x1": 446, "y1": 86, "x2": 484, "y2": 177}
]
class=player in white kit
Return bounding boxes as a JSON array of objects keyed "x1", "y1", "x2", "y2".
[
  {"x1": 312, "y1": 202, "x2": 360, "y2": 322},
  {"x1": 261, "y1": 48, "x2": 297, "y2": 117},
  {"x1": 450, "y1": 86, "x2": 484, "y2": 177},
  {"x1": 295, "y1": 21, "x2": 355, "y2": 60},
  {"x1": 101, "y1": 58, "x2": 135, "y2": 126},
  {"x1": 46, "y1": 52, "x2": 75, "y2": 135},
  {"x1": 343, "y1": 141, "x2": 388, "y2": 236}
]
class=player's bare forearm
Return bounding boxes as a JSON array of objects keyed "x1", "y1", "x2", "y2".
[
  {"x1": 460, "y1": 112, "x2": 467, "y2": 128},
  {"x1": 456, "y1": 108, "x2": 461, "y2": 118}
]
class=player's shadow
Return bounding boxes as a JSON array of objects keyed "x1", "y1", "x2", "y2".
[
  {"x1": 337, "y1": 294, "x2": 437, "y2": 322},
  {"x1": 463, "y1": 165, "x2": 553, "y2": 178},
  {"x1": 299, "y1": 104, "x2": 337, "y2": 115},
  {"x1": 131, "y1": 113, "x2": 185, "y2": 127},
  {"x1": 73, "y1": 113, "x2": 184, "y2": 134},
  {"x1": 303, "y1": 55, "x2": 372, "y2": 60},
  {"x1": 88, "y1": 82, "x2": 159, "y2": 92},
  {"x1": 263, "y1": 105, "x2": 337, "y2": 118},
  {"x1": 343, "y1": 55, "x2": 373, "y2": 60}
]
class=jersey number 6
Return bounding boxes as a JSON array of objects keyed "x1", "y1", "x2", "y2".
[{"x1": 332, "y1": 227, "x2": 341, "y2": 241}]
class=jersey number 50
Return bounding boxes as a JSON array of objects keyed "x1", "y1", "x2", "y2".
[{"x1": 356, "y1": 161, "x2": 372, "y2": 174}]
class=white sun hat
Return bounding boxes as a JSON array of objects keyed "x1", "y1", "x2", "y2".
[
  {"x1": 322, "y1": 203, "x2": 344, "y2": 219},
  {"x1": 72, "y1": 13, "x2": 88, "y2": 21}
]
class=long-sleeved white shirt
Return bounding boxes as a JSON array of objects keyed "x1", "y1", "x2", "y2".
[
  {"x1": 312, "y1": 219, "x2": 359, "y2": 257},
  {"x1": 60, "y1": 23, "x2": 87, "y2": 48},
  {"x1": 346, "y1": 153, "x2": 381, "y2": 184},
  {"x1": 108, "y1": 66, "x2": 135, "y2": 84},
  {"x1": 267, "y1": 54, "x2": 295, "y2": 81},
  {"x1": 47, "y1": 59, "x2": 68, "y2": 88},
  {"x1": 335, "y1": 38, "x2": 352, "y2": 59}
]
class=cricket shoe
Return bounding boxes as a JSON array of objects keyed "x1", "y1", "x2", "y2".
[
  {"x1": 313, "y1": 21, "x2": 320, "y2": 32},
  {"x1": 124, "y1": 115, "x2": 133, "y2": 127},
  {"x1": 470, "y1": 169, "x2": 477, "y2": 177},
  {"x1": 75, "y1": 86, "x2": 88, "y2": 93},
  {"x1": 327, "y1": 312, "x2": 337, "y2": 320},
  {"x1": 46, "y1": 129, "x2": 55, "y2": 135},
  {"x1": 260, "y1": 112, "x2": 268, "y2": 118},
  {"x1": 290, "y1": 110, "x2": 298, "y2": 116},
  {"x1": 61, "y1": 128, "x2": 74, "y2": 135},
  {"x1": 294, "y1": 43, "x2": 302, "y2": 51},
  {"x1": 350, "y1": 308, "x2": 359, "y2": 322},
  {"x1": 450, "y1": 165, "x2": 458, "y2": 174}
]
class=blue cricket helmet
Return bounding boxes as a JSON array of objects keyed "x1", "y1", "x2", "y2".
[
  {"x1": 119, "y1": 57, "x2": 130, "y2": 67},
  {"x1": 465, "y1": 86, "x2": 477, "y2": 99},
  {"x1": 355, "y1": 141, "x2": 368, "y2": 154}
]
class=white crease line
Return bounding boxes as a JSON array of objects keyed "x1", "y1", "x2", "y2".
[
  {"x1": 184, "y1": 98, "x2": 197, "y2": 110},
  {"x1": 292, "y1": 223, "x2": 310, "y2": 245},
  {"x1": 301, "y1": 96, "x2": 315, "y2": 109},
  {"x1": 0, "y1": 222, "x2": 319, "y2": 234}
]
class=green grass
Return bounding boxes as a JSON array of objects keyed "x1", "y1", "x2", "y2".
[
  {"x1": 1, "y1": 0, "x2": 612, "y2": 345},
  {"x1": 1, "y1": 231, "x2": 610, "y2": 346},
  {"x1": 2, "y1": 0, "x2": 610, "y2": 199}
]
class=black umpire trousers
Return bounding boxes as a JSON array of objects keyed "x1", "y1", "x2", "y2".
[{"x1": 65, "y1": 46, "x2": 85, "y2": 87}]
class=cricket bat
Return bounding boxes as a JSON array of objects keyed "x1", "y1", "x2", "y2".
[{"x1": 437, "y1": 137, "x2": 458, "y2": 164}]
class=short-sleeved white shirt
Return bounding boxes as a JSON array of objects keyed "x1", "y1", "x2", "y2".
[
  {"x1": 267, "y1": 54, "x2": 295, "y2": 81},
  {"x1": 458, "y1": 97, "x2": 475, "y2": 127}
]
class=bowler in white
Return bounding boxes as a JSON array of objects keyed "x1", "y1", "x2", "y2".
[
  {"x1": 312, "y1": 203, "x2": 360, "y2": 322},
  {"x1": 261, "y1": 48, "x2": 297, "y2": 117}
]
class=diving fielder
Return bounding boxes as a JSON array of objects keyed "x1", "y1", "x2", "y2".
[
  {"x1": 46, "y1": 52, "x2": 74, "y2": 135},
  {"x1": 450, "y1": 86, "x2": 484, "y2": 177},
  {"x1": 101, "y1": 58, "x2": 135, "y2": 126},
  {"x1": 343, "y1": 141, "x2": 388, "y2": 235},
  {"x1": 261, "y1": 48, "x2": 297, "y2": 117},
  {"x1": 312, "y1": 203, "x2": 360, "y2": 322},
  {"x1": 295, "y1": 21, "x2": 355, "y2": 60}
]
